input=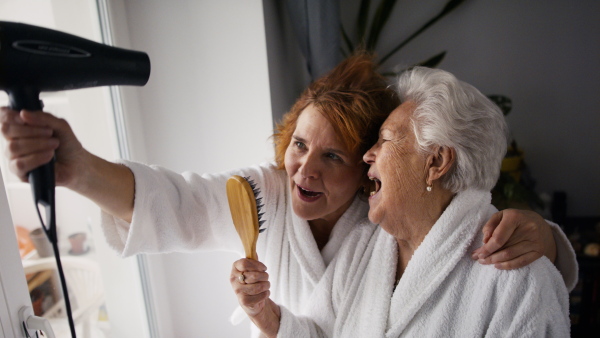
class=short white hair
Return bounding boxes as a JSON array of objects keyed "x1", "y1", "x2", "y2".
[{"x1": 396, "y1": 67, "x2": 509, "y2": 192}]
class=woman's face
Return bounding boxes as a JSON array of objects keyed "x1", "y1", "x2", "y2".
[
  {"x1": 285, "y1": 104, "x2": 364, "y2": 225},
  {"x1": 363, "y1": 101, "x2": 428, "y2": 231}
]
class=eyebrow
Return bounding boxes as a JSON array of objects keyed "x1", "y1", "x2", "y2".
[{"x1": 292, "y1": 135, "x2": 349, "y2": 156}]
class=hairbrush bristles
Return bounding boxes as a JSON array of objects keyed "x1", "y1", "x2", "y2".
[{"x1": 245, "y1": 176, "x2": 266, "y2": 233}]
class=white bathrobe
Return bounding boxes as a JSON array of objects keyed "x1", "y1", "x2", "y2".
[
  {"x1": 99, "y1": 161, "x2": 369, "y2": 329},
  {"x1": 99, "y1": 162, "x2": 576, "y2": 336},
  {"x1": 278, "y1": 190, "x2": 571, "y2": 337}
]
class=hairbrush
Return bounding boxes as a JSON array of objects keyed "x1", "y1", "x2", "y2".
[{"x1": 226, "y1": 175, "x2": 265, "y2": 260}]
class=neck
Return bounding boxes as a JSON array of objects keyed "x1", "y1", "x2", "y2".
[
  {"x1": 393, "y1": 188, "x2": 455, "y2": 279},
  {"x1": 308, "y1": 219, "x2": 336, "y2": 251},
  {"x1": 307, "y1": 194, "x2": 357, "y2": 251}
]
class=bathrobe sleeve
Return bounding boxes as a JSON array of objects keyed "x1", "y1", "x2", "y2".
[
  {"x1": 277, "y1": 306, "x2": 328, "y2": 338},
  {"x1": 548, "y1": 220, "x2": 578, "y2": 291},
  {"x1": 99, "y1": 160, "x2": 282, "y2": 257},
  {"x1": 484, "y1": 258, "x2": 571, "y2": 337}
]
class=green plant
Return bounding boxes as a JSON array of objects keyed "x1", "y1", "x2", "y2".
[
  {"x1": 341, "y1": 0, "x2": 466, "y2": 74},
  {"x1": 488, "y1": 95, "x2": 544, "y2": 210}
]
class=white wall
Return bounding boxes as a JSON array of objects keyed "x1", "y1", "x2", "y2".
[
  {"x1": 109, "y1": 0, "x2": 273, "y2": 336},
  {"x1": 341, "y1": 0, "x2": 600, "y2": 217}
]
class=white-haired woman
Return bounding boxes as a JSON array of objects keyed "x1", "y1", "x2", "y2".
[{"x1": 233, "y1": 67, "x2": 571, "y2": 337}]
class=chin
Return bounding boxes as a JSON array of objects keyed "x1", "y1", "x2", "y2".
[
  {"x1": 367, "y1": 210, "x2": 380, "y2": 225},
  {"x1": 291, "y1": 199, "x2": 314, "y2": 221}
]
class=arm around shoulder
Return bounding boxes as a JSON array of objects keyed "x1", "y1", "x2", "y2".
[{"x1": 547, "y1": 220, "x2": 579, "y2": 292}]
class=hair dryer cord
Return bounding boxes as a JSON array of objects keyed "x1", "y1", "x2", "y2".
[{"x1": 33, "y1": 176, "x2": 77, "y2": 338}]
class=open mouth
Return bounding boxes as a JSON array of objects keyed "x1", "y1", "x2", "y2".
[
  {"x1": 369, "y1": 177, "x2": 381, "y2": 196},
  {"x1": 297, "y1": 185, "x2": 323, "y2": 200}
]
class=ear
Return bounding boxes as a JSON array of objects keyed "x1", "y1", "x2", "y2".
[{"x1": 425, "y1": 146, "x2": 455, "y2": 184}]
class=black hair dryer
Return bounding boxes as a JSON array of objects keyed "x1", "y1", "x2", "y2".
[{"x1": 0, "y1": 20, "x2": 150, "y2": 231}]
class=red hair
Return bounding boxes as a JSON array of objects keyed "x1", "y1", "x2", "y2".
[{"x1": 273, "y1": 52, "x2": 399, "y2": 170}]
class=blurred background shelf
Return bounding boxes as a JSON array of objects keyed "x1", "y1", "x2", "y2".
[{"x1": 564, "y1": 216, "x2": 600, "y2": 337}]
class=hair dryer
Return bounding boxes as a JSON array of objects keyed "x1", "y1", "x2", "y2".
[
  {"x1": 0, "y1": 21, "x2": 150, "y2": 338},
  {"x1": 0, "y1": 20, "x2": 150, "y2": 217}
]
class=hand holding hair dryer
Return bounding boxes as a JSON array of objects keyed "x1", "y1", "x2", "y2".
[{"x1": 0, "y1": 20, "x2": 150, "y2": 221}]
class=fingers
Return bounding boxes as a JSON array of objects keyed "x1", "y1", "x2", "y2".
[
  {"x1": 230, "y1": 259, "x2": 271, "y2": 316},
  {"x1": 233, "y1": 258, "x2": 267, "y2": 274},
  {"x1": 6, "y1": 137, "x2": 59, "y2": 159},
  {"x1": 480, "y1": 210, "x2": 503, "y2": 244},
  {"x1": 2, "y1": 118, "x2": 53, "y2": 140},
  {"x1": 0, "y1": 107, "x2": 23, "y2": 124},
  {"x1": 492, "y1": 251, "x2": 541, "y2": 270},
  {"x1": 2, "y1": 108, "x2": 70, "y2": 139},
  {"x1": 477, "y1": 240, "x2": 543, "y2": 265},
  {"x1": 474, "y1": 209, "x2": 542, "y2": 260},
  {"x1": 473, "y1": 209, "x2": 553, "y2": 271},
  {"x1": 1, "y1": 108, "x2": 51, "y2": 128},
  {"x1": 8, "y1": 150, "x2": 56, "y2": 182},
  {"x1": 474, "y1": 215, "x2": 517, "y2": 259},
  {"x1": 2, "y1": 109, "x2": 60, "y2": 180},
  {"x1": 19, "y1": 109, "x2": 59, "y2": 127},
  {"x1": 231, "y1": 258, "x2": 269, "y2": 285},
  {"x1": 2, "y1": 108, "x2": 84, "y2": 181},
  {"x1": 237, "y1": 270, "x2": 270, "y2": 284}
]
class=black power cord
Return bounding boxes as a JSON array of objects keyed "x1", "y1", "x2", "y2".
[{"x1": 31, "y1": 158, "x2": 77, "y2": 338}]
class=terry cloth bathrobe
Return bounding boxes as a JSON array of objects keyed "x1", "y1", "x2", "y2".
[
  {"x1": 100, "y1": 162, "x2": 576, "y2": 335},
  {"x1": 278, "y1": 189, "x2": 572, "y2": 337},
  {"x1": 99, "y1": 161, "x2": 369, "y2": 332}
]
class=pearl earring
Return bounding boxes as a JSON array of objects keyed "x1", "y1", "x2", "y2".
[{"x1": 426, "y1": 185, "x2": 432, "y2": 192}]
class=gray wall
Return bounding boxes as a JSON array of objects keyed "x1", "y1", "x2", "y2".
[{"x1": 339, "y1": 0, "x2": 600, "y2": 217}]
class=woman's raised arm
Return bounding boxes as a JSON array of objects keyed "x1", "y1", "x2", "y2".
[{"x1": 1, "y1": 107, "x2": 135, "y2": 222}]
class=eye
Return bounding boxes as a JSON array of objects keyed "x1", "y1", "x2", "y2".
[
  {"x1": 294, "y1": 141, "x2": 306, "y2": 149},
  {"x1": 326, "y1": 152, "x2": 342, "y2": 161}
]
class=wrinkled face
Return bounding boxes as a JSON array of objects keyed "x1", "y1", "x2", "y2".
[
  {"x1": 363, "y1": 101, "x2": 428, "y2": 231},
  {"x1": 285, "y1": 104, "x2": 364, "y2": 225}
]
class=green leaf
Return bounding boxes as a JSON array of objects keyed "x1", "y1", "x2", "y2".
[
  {"x1": 379, "y1": 0, "x2": 466, "y2": 65},
  {"x1": 488, "y1": 95, "x2": 513, "y2": 115},
  {"x1": 414, "y1": 51, "x2": 446, "y2": 68},
  {"x1": 380, "y1": 51, "x2": 446, "y2": 78},
  {"x1": 356, "y1": 0, "x2": 372, "y2": 46},
  {"x1": 366, "y1": 0, "x2": 398, "y2": 51},
  {"x1": 341, "y1": 25, "x2": 354, "y2": 55},
  {"x1": 441, "y1": 0, "x2": 466, "y2": 15}
]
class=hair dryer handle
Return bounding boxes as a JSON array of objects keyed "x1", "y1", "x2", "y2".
[
  {"x1": 8, "y1": 90, "x2": 56, "y2": 237},
  {"x1": 28, "y1": 159, "x2": 55, "y2": 208}
]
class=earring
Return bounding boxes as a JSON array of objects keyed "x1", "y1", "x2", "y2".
[
  {"x1": 426, "y1": 185, "x2": 432, "y2": 192},
  {"x1": 426, "y1": 180, "x2": 432, "y2": 192}
]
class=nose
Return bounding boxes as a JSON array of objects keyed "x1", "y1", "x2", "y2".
[
  {"x1": 299, "y1": 152, "x2": 320, "y2": 179},
  {"x1": 363, "y1": 145, "x2": 377, "y2": 165}
]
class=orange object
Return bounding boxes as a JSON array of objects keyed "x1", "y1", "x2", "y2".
[{"x1": 15, "y1": 225, "x2": 35, "y2": 258}]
